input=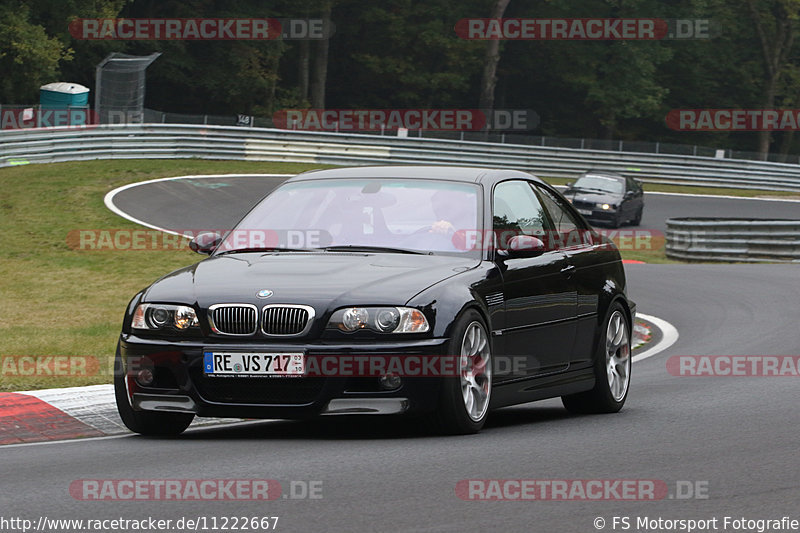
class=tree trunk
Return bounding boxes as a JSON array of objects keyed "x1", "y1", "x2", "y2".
[
  {"x1": 777, "y1": 129, "x2": 794, "y2": 162},
  {"x1": 756, "y1": 76, "x2": 778, "y2": 160},
  {"x1": 310, "y1": 1, "x2": 333, "y2": 108},
  {"x1": 298, "y1": 39, "x2": 310, "y2": 103},
  {"x1": 478, "y1": 0, "x2": 511, "y2": 120}
]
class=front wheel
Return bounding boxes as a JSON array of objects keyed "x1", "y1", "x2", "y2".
[
  {"x1": 114, "y1": 346, "x2": 194, "y2": 436},
  {"x1": 631, "y1": 207, "x2": 643, "y2": 226},
  {"x1": 428, "y1": 310, "x2": 492, "y2": 434},
  {"x1": 562, "y1": 303, "x2": 631, "y2": 414}
]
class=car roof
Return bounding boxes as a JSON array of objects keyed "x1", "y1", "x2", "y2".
[{"x1": 288, "y1": 165, "x2": 546, "y2": 185}]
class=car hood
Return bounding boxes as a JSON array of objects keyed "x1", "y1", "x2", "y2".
[
  {"x1": 142, "y1": 252, "x2": 480, "y2": 309},
  {"x1": 564, "y1": 189, "x2": 620, "y2": 203}
]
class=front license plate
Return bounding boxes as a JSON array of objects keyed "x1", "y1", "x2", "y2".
[
  {"x1": 577, "y1": 209, "x2": 592, "y2": 215},
  {"x1": 204, "y1": 352, "x2": 305, "y2": 377}
]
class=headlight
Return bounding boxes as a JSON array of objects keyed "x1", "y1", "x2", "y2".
[
  {"x1": 132, "y1": 304, "x2": 199, "y2": 330},
  {"x1": 328, "y1": 307, "x2": 429, "y2": 333},
  {"x1": 600, "y1": 203, "x2": 613, "y2": 210}
]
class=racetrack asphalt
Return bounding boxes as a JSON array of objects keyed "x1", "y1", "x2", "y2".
[
  {"x1": 107, "y1": 174, "x2": 800, "y2": 234},
  {"x1": 0, "y1": 264, "x2": 797, "y2": 531}
]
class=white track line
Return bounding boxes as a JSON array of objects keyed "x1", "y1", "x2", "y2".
[
  {"x1": 640, "y1": 190, "x2": 800, "y2": 202},
  {"x1": 108, "y1": 175, "x2": 800, "y2": 237},
  {"x1": 103, "y1": 174, "x2": 294, "y2": 235},
  {"x1": 633, "y1": 313, "x2": 679, "y2": 363}
]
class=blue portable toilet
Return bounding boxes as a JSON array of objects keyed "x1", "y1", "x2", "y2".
[{"x1": 39, "y1": 82, "x2": 91, "y2": 126}]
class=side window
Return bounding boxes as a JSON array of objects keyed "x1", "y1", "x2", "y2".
[
  {"x1": 535, "y1": 185, "x2": 591, "y2": 249},
  {"x1": 536, "y1": 186, "x2": 582, "y2": 233},
  {"x1": 493, "y1": 181, "x2": 549, "y2": 248}
]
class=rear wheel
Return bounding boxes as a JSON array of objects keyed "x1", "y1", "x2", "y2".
[
  {"x1": 114, "y1": 346, "x2": 194, "y2": 436},
  {"x1": 428, "y1": 310, "x2": 492, "y2": 434},
  {"x1": 562, "y1": 303, "x2": 631, "y2": 414}
]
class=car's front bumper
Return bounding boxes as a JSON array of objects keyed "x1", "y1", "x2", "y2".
[
  {"x1": 575, "y1": 208, "x2": 618, "y2": 224},
  {"x1": 119, "y1": 334, "x2": 449, "y2": 419}
]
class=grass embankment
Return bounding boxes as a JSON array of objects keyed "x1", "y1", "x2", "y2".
[{"x1": 0, "y1": 160, "x2": 327, "y2": 391}]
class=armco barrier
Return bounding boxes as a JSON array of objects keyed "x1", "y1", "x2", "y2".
[
  {"x1": 665, "y1": 218, "x2": 800, "y2": 262},
  {"x1": 4, "y1": 124, "x2": 800, "y2": 192}
]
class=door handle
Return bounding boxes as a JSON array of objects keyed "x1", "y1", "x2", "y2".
[{"x1": 560, "y1": 264, "x2": 576, "y2": 276}]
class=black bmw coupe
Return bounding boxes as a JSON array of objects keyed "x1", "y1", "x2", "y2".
[
  {"x1": 115, "y1": 166, "x2": 635, "y2": 435},
  {"x1": 562, "y1": 171, "x2": 645, "y2": 228}
]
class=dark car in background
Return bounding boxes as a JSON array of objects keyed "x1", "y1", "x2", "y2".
[
  {"x1": 115, "y1": 166, "x2": 635, "y2": 436},
  {"x1": 562, "y1": 171, "x2": 644, "y2": 228}
]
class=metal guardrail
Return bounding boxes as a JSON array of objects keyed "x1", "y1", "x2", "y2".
[
  {"x1": 665, "y1": 218, "x2": 800, "y2": 262},
  {"x1": 4, "y1": 124, "x2": 800, "y2": 192}
]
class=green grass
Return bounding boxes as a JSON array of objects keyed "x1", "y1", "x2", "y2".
[{"x1": 0, "y1": 159, "x2": 330, "y2": 392}]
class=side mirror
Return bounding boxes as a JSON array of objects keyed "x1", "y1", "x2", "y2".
[
  {"x1": 501, "y1": 235, "x2": 546, "y2": 258},
  {"x1": 565, "y1": 181, "x2": 573, "y2": 188},
  {"x1": 189, "y1": 231, "x2": 223, "y2": 254}
]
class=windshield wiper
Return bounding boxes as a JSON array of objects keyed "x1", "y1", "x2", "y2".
[
  {"x1": 323, "y1": 245, "x2": 430, "y2": 255},
  {"x1": 215, "y1": 247, "x2": 316, "y2": 256},
  {"x1": 573, "y1": 186, "x2": 613, "y2": 194}
]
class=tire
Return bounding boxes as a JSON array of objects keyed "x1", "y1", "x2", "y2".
[
  {"x1": 631, "y1": 207, "x2": 643, "y2": 226},
  {"x1": 562, "y1": 303, "x2": 631, "y2": 414},
  {"x1": 114, "y1": 345, "x2": 194, "y2": 436},
  {"x1": 427, "y1": 310, "x2": 492, "y2": 434},
  {"x1": 610, "y1": 213, "x2": 622, "y2": 228}
]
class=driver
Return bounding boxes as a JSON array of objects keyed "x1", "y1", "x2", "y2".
[{"x1": 429, "y1": 189, "x2": 473, "y2": 235}]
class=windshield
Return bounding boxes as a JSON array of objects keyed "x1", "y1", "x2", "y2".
[
  {"x1": 573, "y1": 175, "x2": 625, "y2": 194},
  {"x1": 219, "y1": 178, "x2": 481, "y2": 256}
]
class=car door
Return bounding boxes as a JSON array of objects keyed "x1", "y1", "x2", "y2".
[
  {"x1": 535, "y1": 184, "x2": 603, "y2": 367},
  {"x1": 628, "y1": 177, "x2": 644, "y2": 214},
  {"x1": 493, "y1": 180, "x2": 577, "y2": 376}
]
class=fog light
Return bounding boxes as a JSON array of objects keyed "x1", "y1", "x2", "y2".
[
  {"x1": 136, "y1": 368, "x2": 154, "y2": 387},
  {"x1": 379, "y1": 373, "x2": 402, "y2": 390}
]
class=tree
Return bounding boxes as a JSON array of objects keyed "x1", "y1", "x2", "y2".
[
  {"x1": 309, "y1": 0, "x2": 333, "y2": 108},
  {"x1": 478, "y1": 0, "x2": 511, "y2": 113},
  {"x1": 745, "y1": 0, "x2": 800, "y2": 159},
  {"x1": 0, "y1": 2, "x2": 72, "y2": 103}
]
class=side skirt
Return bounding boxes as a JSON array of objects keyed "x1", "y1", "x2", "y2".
[{"x1": 489, "y1": 367, "x2": 595, "y2": 409}]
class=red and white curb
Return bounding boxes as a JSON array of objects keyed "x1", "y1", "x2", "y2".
[
  {"x1": 1, "y1": 385, "x2": 240, "y2": 445},
  {"x1": 1, "y1": 313, "x2": 676, "y2": 446}
]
